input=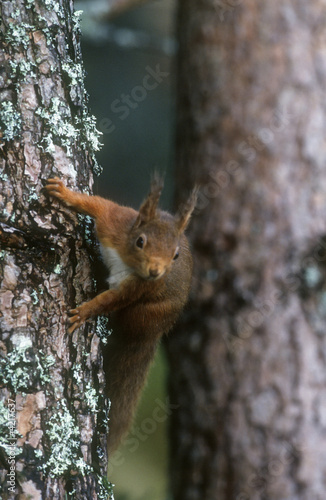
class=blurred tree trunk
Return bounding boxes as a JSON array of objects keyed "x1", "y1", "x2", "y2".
[
  {"x1": 167, "y1": 1, "x2": 326, "y2": 499},
  {"x1": 0, "y1": 1, "x2": 111, "y2": 499}
]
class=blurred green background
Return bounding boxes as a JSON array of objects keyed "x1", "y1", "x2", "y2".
[{"x1": 79, "y1": 1, "x2": 176, "y2": 498}]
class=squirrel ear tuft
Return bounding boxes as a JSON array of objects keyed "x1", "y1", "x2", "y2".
[
  {"x1": 175, "y1": 186, "x2": 198, "y2": 233},
  {"x1": 135, "y1": 173, "x2": 164, "y2": 226}
]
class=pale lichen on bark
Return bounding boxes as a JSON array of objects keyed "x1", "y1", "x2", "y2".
[{"x1": 0, "y1": 1, "x2": 111, "y2": 498}]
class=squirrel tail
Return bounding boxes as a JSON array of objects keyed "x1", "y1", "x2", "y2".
[{"x1": 104, "y1": 337, "x2": 158, "y2": 453}]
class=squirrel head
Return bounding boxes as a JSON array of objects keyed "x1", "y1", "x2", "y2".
[{"x1": 125, "y1": 174, "x2": 198, "y2": 281}]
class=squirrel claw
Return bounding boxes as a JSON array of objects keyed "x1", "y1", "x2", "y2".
[
  {"x1": 45, "y1": 177, "x2": 66, "y2": 199},
  {"x1": 68, "y1": 314, "x2": 80, "y2": 324},
  {"x1": 68, "y1": 322, "x2": 81, "y2": 334},
  {"x1": 67, "y1": 308, "x2": 82, "y2": 333},
  {"x1": 69, "y1": 308, "x2": 80, "y2": 318},
  {"x1": 67, "y1": 305, "x2": 90, "y2": 333}
]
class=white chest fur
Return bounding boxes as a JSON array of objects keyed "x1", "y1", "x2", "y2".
[{"x1": 100, "y1": 245, "x2": 133, "y2": 288}]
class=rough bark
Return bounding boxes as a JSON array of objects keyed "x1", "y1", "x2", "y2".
[
  {"x1": 167, "y1": 1, "x2": 326, "y2": 500},
  {"x1": 0, "y1": 1, "x2": 111, "y2": 499}
]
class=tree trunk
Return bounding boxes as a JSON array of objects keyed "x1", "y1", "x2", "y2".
[
  {"x1": 0, "y1": 1, "x2": 111, "y2": 498},
  {"x1": 167, "y1": 1, "x2": 326, "y2": 499}
]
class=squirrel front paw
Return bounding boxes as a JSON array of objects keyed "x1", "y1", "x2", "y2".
[
  {"x1": 45, "y1": 177, "x2": 71, "y2": 204},
  {"x1": 68, "y1": 303, "x2": 92, "y2": 333}
]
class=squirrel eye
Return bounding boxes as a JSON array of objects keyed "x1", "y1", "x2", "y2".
[
  {"x1": 136, "y1": 235, "x2": 145, "y2": 249},
  {"x1": 173, "y1": 249, "x2": 179, "y2": 260}
]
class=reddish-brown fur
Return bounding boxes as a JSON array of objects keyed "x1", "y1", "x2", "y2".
[{"x1": 45, "y1": 176, "x2": 197, "y2": 452}]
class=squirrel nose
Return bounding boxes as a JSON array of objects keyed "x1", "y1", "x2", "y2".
[{"x1": 149, "y1": 268, "x2": 160, "y2": 278}]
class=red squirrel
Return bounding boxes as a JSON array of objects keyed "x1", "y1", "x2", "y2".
[{"x1": 45, "y1": 175, "x2": 197, "y2": 452}]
